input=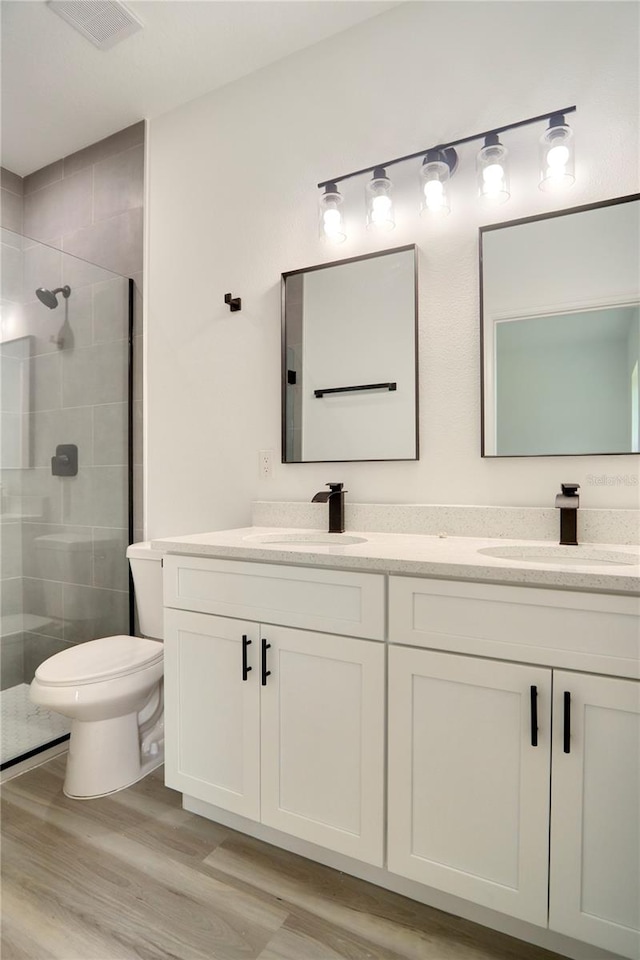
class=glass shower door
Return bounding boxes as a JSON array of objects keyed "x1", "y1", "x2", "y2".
[{"x1": 0, "y1": 228, "x2": 133, "y2": 770}]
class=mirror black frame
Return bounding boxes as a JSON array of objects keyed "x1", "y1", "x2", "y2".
[
  {"x1": 281, "y1": 243, "x2": 419, "y2": 464},
  {"x1": 479, "y1": 193, "x2": 640, "y2": 458}
]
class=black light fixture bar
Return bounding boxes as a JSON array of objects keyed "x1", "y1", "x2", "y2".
[{"x1": 317, "y1": 105, "x2": 577, "y2": 189}]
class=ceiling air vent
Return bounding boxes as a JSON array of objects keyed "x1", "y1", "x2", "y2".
[{"x1": 47, "y1": 1, "x2": 143, "y2": 50}]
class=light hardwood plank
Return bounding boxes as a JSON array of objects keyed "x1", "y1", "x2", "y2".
[{"x1": 1, "y1": 757, "x2": 568, "y2": 960}]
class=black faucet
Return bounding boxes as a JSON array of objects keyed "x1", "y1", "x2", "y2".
[
  {"x1": 555, "y1": 483, "x2": 580, "y2": 545},
  {"x1": 312, "y1": 482, "x2": 347, "y2": 533}
]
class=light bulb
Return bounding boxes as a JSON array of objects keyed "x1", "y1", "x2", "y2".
[
  {"x1": 539, "y1": 115, "x2": 575, "y2": 191},
  {"x1": 365, "y1": 167, "x2": 395, "y2": 231},
  {"x1": 318, "y1": 183, "x2": 346, "y2": 243},
  {"x1": 476, "y1": 135, "x2": 510, "y2": 204},
  {"x1": 419, "y1": 150, "x2": 456, "y2": 216},
  {"x1": 546, "y1": 144, "x2": 570, "y2": 169}
]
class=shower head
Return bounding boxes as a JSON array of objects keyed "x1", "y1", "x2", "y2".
[{"x1": 36, "y1": 285, "x2": 71, "y2": 309}]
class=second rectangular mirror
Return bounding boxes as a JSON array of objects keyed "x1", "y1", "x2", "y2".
[
  {"x1": 282, "y1": 244, "x2": 418, "y2": 463},
  {"x1": 481, "y1": 195, "x2": 640, "y2": 457}
]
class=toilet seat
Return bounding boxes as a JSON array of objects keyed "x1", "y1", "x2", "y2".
[{"x1": 35, "y1": 635, "x2": 163, "y2": 686}]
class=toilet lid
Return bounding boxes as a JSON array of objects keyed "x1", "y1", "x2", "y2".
[{"x1": 34, "y1": 636, "x2": 163, "y2": 686}]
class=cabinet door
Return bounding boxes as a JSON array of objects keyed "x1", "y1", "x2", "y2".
[
  {"x1": 260, "y1": 625, "x2": 385, "y2": 866},
  {"x1": 388, "y1": 646, "x2": 551, "y2": 926},
  {"x1": 549, "y1": 672, "x2": 640, "y2": 960},
  {"x1": 164, "y1": 609, "x2": 260, "y2": 819}
]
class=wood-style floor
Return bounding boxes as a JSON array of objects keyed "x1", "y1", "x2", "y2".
[{"x1": 1, "y1": 756, "x2": 568, "y2": 960}]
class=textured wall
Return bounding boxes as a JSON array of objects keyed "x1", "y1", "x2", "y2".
[{"x1": 146, "y1": 2, "x2": 640, "y2": 538}]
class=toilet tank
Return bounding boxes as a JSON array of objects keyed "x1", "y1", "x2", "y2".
[{"x1": 126, "y1": 542, "x2": 164, "y2": 640}]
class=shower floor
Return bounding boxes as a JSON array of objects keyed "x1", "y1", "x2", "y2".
[{"x1": 0, "y1": 683, "x2": 70, "y2": 767}]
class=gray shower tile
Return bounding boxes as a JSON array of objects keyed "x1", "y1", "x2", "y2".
[
  {"x1": 60, "y1": 466, "x2": 127, "y2": 528},
  {"x1": 93, "y1": 527, "x2": 129, "y2": 591},
  {"x1": 23, "y1": 240, "x2": 63, "y2": 303},
  {"x1": 30, "y1": 406, "x2": 93, "y2": 470},
  {"x1": 16, "y1": 469, "x2": 62, "y2": 524},
  {"x1": 93, "y1": 145, "x2": 144, "y2": 223},
  {"x1": 60, "y1": 469, "x2": 93, "y2": 526},
  {"x1": 1, "y1": 167, "x2": 24, "y2": 196},
  {"x1": 1, "y1": 634, "x2": 24, "y2": 689},
  {"x1": 62, "y1": 340, "x2": 127, "y2": 408},
  {"x1": 1, "y1": 242, "x2": 22, "y2": 302},
  {"x1": 62, "y1": 583, "x2": 128, "y2": 643},
  {"x1": 23, "y1": 578, "x2": 64, "y2": 638},
  {"x1": 20, "y1": 301, "x2": 61, "y2": 357},
  {"x1": 63, "y1": 207, "x2": 143, "y2": 278},
  {"x1": 91, "y1": 466, "x2": 128, "y2": 528},
  {"x1": 1, "y1": 188, "x2": 23, "y2": 233},
  {"x1": 92, "y1": 276, "x2": 129, "y2": 342},
  {"x1": 21, "y1": 523, "x2": 88, "y2": 581},
  {"x1": 23, "y1": 634, "x2": 71, "y2": 682},
  {"x1": 23, "y1": 168, "x2": 92, "y2": 241},
  {"x1": 57, "y1": 282, "x2": 93, "y2": 350},
  {"x1": 1, "y1": 227, "x2": 24, "y2": 249},
  {"x1": 63, "y1": 121, "x2": 145, "y2": 176},
  {"x1": 0, "y1": 577, "x2": 23, "y2": 616},
  {"x1": 23, "y1": 160, "x2": 63, "y2": 196},
  {"x1": 62, "y1": 251, "x2": 115, "y2": 292},
  {"x1": 93, "y1": 403, "x2": 127, "y2": 465},
  {"x1": 0, "y1": 523, "x2": 22, "y2": 579},
  {"x1": 30, "y1": 352, "x2": 62, "y2": 411}
]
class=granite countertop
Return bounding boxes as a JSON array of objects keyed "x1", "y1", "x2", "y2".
[{"x1": 152, "y1": 527, "x2": 640, "y2": 596}]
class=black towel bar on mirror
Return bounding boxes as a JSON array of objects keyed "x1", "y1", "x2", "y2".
[{"x1": 314, "y1": 382, "x2": 397, "y2": 398}]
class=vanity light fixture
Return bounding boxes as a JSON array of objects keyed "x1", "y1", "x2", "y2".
[
  {"x1": 317, "y1": 106, "x2": 576, "y2": 235},
  {"x1": 319, "y1": 182, "x2": 346, "y2": 243},
  {"x1": 365, "y1": 167, "x2": 395, "y2": 231},
  {"x1": 539, "y1": 113, "x2": 575, "y2": 192},
  {"x1": 476, "y1": 133, "x2": 510, "y2": 204}
]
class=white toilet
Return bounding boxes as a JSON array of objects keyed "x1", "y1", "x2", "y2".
[{"x1": 29, "y1": 542, "x2": 165, "y2": 799}]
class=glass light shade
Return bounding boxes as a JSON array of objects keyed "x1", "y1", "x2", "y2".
[
  {"x1": 318, "y1": 185, "x2": 346, "y2": 243},
  {"x1": 539, "y1": 120, "x2": 575, "y2": 191},
  {"x1": 476, "y1": 139, "x2": 510, "y2": 204},
  {"x1": 365, "y1": 169, "x2": 395, "y2": 231},
  {"x1": 420, "y1": 158, "x2": 451, "y2": 216}
]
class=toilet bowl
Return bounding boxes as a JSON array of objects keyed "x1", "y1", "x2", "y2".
[{"x1": 29, "y1": 542, "x2": 165, "y2": 799}]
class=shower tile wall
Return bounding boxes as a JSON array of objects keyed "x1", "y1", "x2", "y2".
[{"x1": 0, "y1": 122, "x2": 144, "y2": 687}]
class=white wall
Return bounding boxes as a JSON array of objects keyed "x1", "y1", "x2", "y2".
[{"x1": 146, "y1": 1, "x2": 640, "y2": 538}]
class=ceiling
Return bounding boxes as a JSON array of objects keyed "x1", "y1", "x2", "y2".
[{"x1": 1, "y1": 0, "x2": 397, "y2": 177}]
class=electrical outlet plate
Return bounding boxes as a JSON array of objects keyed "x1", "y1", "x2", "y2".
[{"x1": 259, "y1": 450, "x2": 274, "y2": 479}]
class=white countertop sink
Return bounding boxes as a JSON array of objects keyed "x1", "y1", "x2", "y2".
[{"x1": 477, "y1": 545, "x2": 639, "y2": 567}]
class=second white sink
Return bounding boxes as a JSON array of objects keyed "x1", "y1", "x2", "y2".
[
  {"x1": 244, "y1": 532, "x2": 368, "y2": 546},
  {"x1": 478, "y1": 545, "x2": 639, "y2": 567}
]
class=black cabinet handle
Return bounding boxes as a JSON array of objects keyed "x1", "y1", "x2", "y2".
[
  {"x1": 530, "y1": 685, "x2": 538, "y2": 747},
  {"x1": 261, "y1": 638, "x2": 271, "y2": 686},
  {"x1": 563, "y1": 691, "x2": 571, "y2": 753},
  {"x1": 242, "y1": 635, "x2": 252, "y2": 681}
]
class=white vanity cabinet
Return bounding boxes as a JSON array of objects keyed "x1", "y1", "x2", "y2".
[
  {"x1": 387, "y1": 646, "x2": 552, "y2": 926},
  {"x1": 549, "y1": 671, "x2": 640, "y2": 960},
  {"x1": 388, "y1": 575, "x2": 640, "y2": 959},
  {"x1": 162, "y1": 555, "x2": 386, "y2": 866}
]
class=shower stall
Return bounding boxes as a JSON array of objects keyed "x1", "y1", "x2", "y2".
[{"x1": 0, "y1": 228, "x2": 133, "y2": 771}]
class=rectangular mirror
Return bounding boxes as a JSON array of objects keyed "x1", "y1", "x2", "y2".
[
  {"x1": 282, "y1": 244, "x2": 418, "y2": 463},
  {"x1": 480, "y1": 195, "x2": 640, "y2": 457}
]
